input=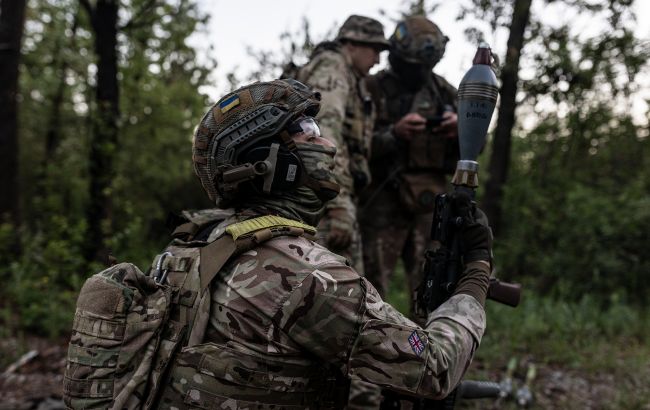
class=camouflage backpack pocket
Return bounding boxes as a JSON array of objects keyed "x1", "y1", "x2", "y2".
[
  {"x1": 63, "y1": 262, "x2": 171, "y2": 409},
  {"x1": 158, "y1": 343, "x2": 330, "y2": 409}
]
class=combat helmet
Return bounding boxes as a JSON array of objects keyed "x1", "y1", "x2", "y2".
[
  {"x1": 336, "y1": 15, "x2": 390, "y2": 50},
  {"x1": 192, "y1": 79, "x2": 338, "y2": 206},
  {"x1": 389, "y1": 16, "x2": 448, "y2": 66}
]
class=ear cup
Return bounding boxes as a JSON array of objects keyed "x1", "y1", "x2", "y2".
[{"x1": 241, "y1": 144, "x2": 304, "y2": 193}]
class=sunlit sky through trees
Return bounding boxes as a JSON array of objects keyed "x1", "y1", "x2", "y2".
[{"x1": 190, "y1": 0, "x2": 650, "y2": 127}]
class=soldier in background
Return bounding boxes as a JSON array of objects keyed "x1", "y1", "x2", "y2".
[
  {"x1": 297, "y1": 15, "x2": 389, "y2": 276},
  {"x1": 361, "y1": 16, "x2": 459, "y2": 315}
]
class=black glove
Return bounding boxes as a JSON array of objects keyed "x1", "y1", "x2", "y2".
[
  {"x1": 450, "y1": 191, "x2": 493, "y2": 306},
  {"x1": 450, "y1": 191, "x2": 492, "y2": 264}
]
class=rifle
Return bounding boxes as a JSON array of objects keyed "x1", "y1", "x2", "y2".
[{"x1": 381, "y1": 43, "x2": 522, "y2": 410}]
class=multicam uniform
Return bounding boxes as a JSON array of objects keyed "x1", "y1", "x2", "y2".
[
  {"x1": 157, "y1": 209, "x2": 486, "y2": 409},
  {"x1": 298, "y1": 44, "x2": 374, "y2": 275}
]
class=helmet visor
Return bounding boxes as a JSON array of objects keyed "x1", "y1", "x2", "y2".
[{"x1": 287, "y1": 117, "x2": 322, "y2": 140}]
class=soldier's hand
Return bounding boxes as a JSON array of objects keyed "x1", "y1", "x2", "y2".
[
  {"x1": 432, "y1": 111, "x2": 458, "y2": 139},
  {"x1": 326, "y1": 208, "x2": 354, "y2": 250},
  {"x1": 450, "y1": 191, "x2": 492, "y2": 264},
  {"x1": 393, "y1": 113, "x2": 426, "y2": 141},
  {"x1": 451, "y1": 191, "x2": 492, "y2": 305}
]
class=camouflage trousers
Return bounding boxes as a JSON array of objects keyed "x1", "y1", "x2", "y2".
[{"x1": 359, "y1": 185, "x2": 440, "y2": 316}]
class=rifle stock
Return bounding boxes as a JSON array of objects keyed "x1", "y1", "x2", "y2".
[{"x1": 488, "y1": 278, "x2": 521, "y2": 307}]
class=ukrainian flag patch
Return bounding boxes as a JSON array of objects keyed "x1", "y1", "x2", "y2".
[
  {"x1": 219, "y1": 94, "x2": 240, "y2": 113},
  {"x1": 395, "y1": 23, "x2": 407, "y2": 41}
]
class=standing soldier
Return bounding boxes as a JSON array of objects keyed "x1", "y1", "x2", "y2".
[
  {"x1": 361, "y1": 16, "x2": 459, "y2": 315},
  {"x1": 297, "y1": 15, "x2": 389, "y2": 276}
]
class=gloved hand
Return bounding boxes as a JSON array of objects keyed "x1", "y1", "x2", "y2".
[
  {"x1": 450, "y1": 191, "x2": 492, "y2": 306},
  {"x1": 450, "y1": 191, "x2": 492, "y2": 264},
  {"x1": 325, "y1": 208, "x2": 354, "y2": 250}
]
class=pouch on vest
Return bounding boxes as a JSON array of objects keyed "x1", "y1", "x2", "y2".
[{"x1": 398, "y1": 172, "x2": 447, "y2": 214}]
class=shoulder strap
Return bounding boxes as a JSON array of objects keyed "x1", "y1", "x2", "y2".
[{"x1": 198, "y1": 236, "x2": 237, "y2": 290}]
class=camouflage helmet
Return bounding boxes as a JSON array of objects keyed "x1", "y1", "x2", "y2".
[
  {"x1": 389, "y1": 16, "x2": 448, "y2": 66},
  {"x1": 336, "y1": 15, "x2": 390, "y2": 50},
  {"x1": 193, "y1": 79, "x2": 326, "y2": 205}
]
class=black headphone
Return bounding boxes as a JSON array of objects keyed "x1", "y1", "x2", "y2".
[{"x1": 239, "y1": 138, "x2": 305, "y2": 194}]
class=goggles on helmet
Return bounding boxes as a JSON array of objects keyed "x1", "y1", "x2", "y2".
[{"x1": 287, "y1": 117, "x2": 321, "y2": 140}]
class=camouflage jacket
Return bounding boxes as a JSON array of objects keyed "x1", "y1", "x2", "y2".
[
  {"x1": 298, "y1": 43, "x2": 374, "y2": 217},
  {"x1": 158, "y1": 209, "x2": 486, "y2": 409}
]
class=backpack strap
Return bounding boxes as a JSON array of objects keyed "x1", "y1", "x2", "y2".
[
  {"x1": 198, "y1": 236, "x2": 237, "y2": 290},
  {"x1": 147, "y1": 215, "x2": 317, "y2": 407}
]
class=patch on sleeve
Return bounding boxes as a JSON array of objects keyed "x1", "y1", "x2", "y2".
[{"x1": 408, "y1": 330, "x2": 426, "y2": 356}]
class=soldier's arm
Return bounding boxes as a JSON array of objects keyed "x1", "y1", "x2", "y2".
[{"x1": 286, "y1": 260, "x2": 486, "y2": 400}]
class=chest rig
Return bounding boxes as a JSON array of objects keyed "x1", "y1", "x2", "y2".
[
  {"x1": 371, "y1": 70, "x2": 459, "y2": 174},
  {"x1": 365, "y1": 71, "x2": 460, "y2": 213}
]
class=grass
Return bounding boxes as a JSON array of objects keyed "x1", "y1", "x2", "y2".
[{"x1": 384, "y1": 262, "x2": 650, "y2": 409}]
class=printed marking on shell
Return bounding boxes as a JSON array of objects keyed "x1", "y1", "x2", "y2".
[{"x1": 286, "y1": 164, "x2": 298, "y2": 182}]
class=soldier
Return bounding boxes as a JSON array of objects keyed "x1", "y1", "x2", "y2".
[
  {"x1": 153, "y1": 79, "x2": 492, "y2": 408},
  {"x1": 297, "y1": 15, "x2": 389, "y2": 276},
  {"x1": 361, "y1": 16, "x2": 459, "y2": 315}
]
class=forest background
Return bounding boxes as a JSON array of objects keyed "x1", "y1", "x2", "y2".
[{"x1": 0, "y1": 0, "x2": 649, "y2": 408}]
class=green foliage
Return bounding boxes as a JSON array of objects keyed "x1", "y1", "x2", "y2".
[
  {"x1": 464, "y1": 293, "x2": 650, "y2": 410},
  {"x1": 478, "y1": 0, "x2": 650, "y2": 305},
  {"x1": 1, "y1": 0, "x2": 214, "y2": 338},
  {"x1": 480, "y1": 294, "x2": 649, "y2": 367}
]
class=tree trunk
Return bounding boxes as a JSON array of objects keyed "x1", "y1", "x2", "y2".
[
  {"x1": 81, "y1": 0, "x2": 120, "y2": 264},
  {"x1": 481, "y1": 0, "x2": 533, "y2": 236},
  {"x1": 0, "y1": 0, "x2": 27, "y2": 230},
  {"x1": 45, "y1": 16, "x2": 79, "y2": 162}
]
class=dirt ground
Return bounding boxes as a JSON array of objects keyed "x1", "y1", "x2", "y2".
[
  {"x1": 0, "y1": 337, "x2": 67, "y2": 410},
  {"x1": 1, "y1": 336, "x2": 649, "y2": 409}
]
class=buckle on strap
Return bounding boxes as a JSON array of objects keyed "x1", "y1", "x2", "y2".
[{"x1": 153, "y1": 252, "x2": 173, "y2": 284}]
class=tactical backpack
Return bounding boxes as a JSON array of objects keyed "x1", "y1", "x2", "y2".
[{"x1": 63, "y1": 213, "x2": 316, "y2": 409}]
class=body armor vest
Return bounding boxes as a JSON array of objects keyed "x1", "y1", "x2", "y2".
[
  {"x1": 369, "y1": 69, "x2": 458, "y2": 174},
  {"x1": 366, "y1": 70, "x2": 459, "y2": 213}
]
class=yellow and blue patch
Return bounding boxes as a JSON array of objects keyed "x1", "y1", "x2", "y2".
[
  {"x1": 395, "y1": 23, "x2": 407, "y2": 41},
  {"x1": 219, "y1": 94, "x2": 240, "y2": 113}
]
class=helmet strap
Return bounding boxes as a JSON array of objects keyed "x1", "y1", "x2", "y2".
[{"x1": 262, "y1": 143, "x2": 279, "y2": 193}]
